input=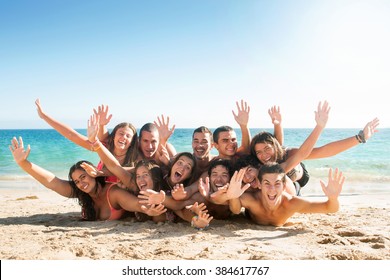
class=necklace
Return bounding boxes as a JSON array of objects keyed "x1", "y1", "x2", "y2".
[{"x1": 114, "y1": 152, "x2": 127, "y2": 158}]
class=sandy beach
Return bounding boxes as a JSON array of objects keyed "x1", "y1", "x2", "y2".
[{"x1": 1, "y1": 187, "x2": 389, "y2": 261}]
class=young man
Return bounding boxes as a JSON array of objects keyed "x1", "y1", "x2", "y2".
[
  {"x1": 225, "y1": 163, "x2": 345, "y2": 226},
  {"x1": 213, "y1": 100, "x2": 251, "y2": 161},
  {"x1": 138, "y1": 122, "x2": 176, "y2": 166},
  {"x1": 196, "y1": 159, "x2": 235, "y2": 219},
  {"x1": 192, "y1": 126, "x2": 216, "y2": 175}
]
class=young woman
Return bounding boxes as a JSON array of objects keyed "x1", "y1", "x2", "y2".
[
  {"x1": 35, "y1": 99, "x2": 139, "y2": 189},
  {"x1": 9, "y1": 137, "x2": 165, "y2": 221},
  {"x1": 86, "y1": 116, "x2": 212, "y2": 229},
  {"x1": 131, "y1": 160, "x2": 212, "y2": 228},
  {"x1": 251, "y1": 112, "x2": 379, "y2": 193}
]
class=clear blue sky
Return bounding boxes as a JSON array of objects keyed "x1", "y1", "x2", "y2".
[{"x1": 1, "y1": 0, "x2": 389, "y2": 129}]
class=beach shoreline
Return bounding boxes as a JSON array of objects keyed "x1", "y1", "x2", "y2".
[{"x1": 1, "y1": 187, "x2": 389, "y2": 260}]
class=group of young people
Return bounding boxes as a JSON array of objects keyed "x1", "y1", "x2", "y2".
[{"x1": 9, "y1": 99, "x2": 379, "y2": 229}]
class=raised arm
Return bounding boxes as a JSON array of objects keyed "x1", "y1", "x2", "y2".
[
  {"x1": 87, "y1": 114, "x2": 133, "y2": 187},
  {"x1": 268, "y1": 105, "x2": 284, "y2": 145},
  {"x1": 282, "y1": 101, "x2": 330, "y2": 173},
  {"x1": 306, "y1": 117, "x2": 380, "y2": 159},
  {"x1": 296, "y1": 168, "x2": 345, "y2": 213},
  {"x1": 233, "y1": 99, "x2": 251, "y2": 155},
  {"x1": 212, "y1": 168, "x2": 250, "y2": 206},
  {"x1": 35, "y1": 99, "x2": 91, "y2": 150},
  {"x1": 109, "y1": 186, "x2": 167, "y2": 216},
  {"x1": 9, "y1": 137, "x2": 73, "y2": 198},
  {"x1": 154, "y1": 114, "x2": 177, "y2": 157},
  {"x1": 93, "y1": 104, "x2": 112, "y2": 142}
]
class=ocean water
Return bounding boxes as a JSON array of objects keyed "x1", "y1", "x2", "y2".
[{"x1": 1, "y1": 128, "x2": 389, "y2": 194}]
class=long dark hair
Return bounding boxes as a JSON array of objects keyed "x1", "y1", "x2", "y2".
[
  {"x1": 68, "y1": 161, "x2": 106, "y2": 221},
  {"x1": 168, "y1": 152, "x2": 197, "y2": 187},
  {"x1": 133, "y1": 160, "x2": 164, "y2": 194},
  {"x1": 106, "y1": 122, "x2": 139, "y2": 167},
  {"x1": 250, "y1": 131, "x2": 285, "y2": 163}
]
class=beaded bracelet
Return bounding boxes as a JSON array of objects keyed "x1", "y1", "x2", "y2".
[
  {"x1": 358, "y1": 130, "x2": 366, "y2": 143},
  {"x1": 356, "y1": 130, "x2": 366, "y2": 144},
  {"x1": 88, "y1": 139, "x2": 101, "y2": 151}
]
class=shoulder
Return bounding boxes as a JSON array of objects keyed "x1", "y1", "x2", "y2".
[
  {"x1": 240, "y1": 191, "x2": 259, "y2": 204},
  {"x1": 107, "y1": 183, "x2": 126, "y2": 196},
  {"x1": 284, "y1": 147, "x2": 298, "y2": 157}
]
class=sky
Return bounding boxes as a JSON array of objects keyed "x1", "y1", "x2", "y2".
[{"x1": 1, "y1": 0, "x2": 389, "y2": 129}]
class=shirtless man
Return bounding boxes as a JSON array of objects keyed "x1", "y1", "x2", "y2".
[
  {"x1": 213, "y1": 100, "x2": 251, "y2": 161},
  {"x1": 196, "y1": 159, "x2": 235, "y2": 220},
  {"x1": 191, "y1": 126, "x2": 216, "y2": 175},
  {"x1": 225, "y1": 163, "x2": 345, "y2": 226}
]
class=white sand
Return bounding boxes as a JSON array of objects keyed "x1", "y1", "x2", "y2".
[{"x1": 1, "y1": 188, "x2": 389, "y2": 260}]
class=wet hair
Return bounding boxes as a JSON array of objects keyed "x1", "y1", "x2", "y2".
[
  {"x1": 107, "y1": 122, "x2": 139, "y2": 167},
  {"x1": 68, "y1": 161, "x2": 106, "y2": 221},
  {"x1": 258, "y1": 162, "x2": 286, "y2": 183},
  {"x1": 208, "y1": 158, "x2": 234, "y2": 178},
  {"x1": 250, "y1": 131, "x2": 285, "y2": 163},
  {"x1": 168, "y1": 152, "x2": 197, "y2": 186},
  {"x1": 133, "y1": 160, "x2": 164, "y2": 194},
  {"x1": 192, "y1": 126, "x2": 213, "y2": 142},
  {"x1": 139, "y1": 123, "x2": 158, "y2": 140},
  {"x1": 213, "y1": 126, "x2": 234, "y2": 143},
  {"x1": 234, "y1": 154, "x2": 261, "y2": 171}
]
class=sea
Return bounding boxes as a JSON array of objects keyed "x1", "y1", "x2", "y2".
[{"x1": 1, "y1": 128, "x2": 389, "y2": 195}]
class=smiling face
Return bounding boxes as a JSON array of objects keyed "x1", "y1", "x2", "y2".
[
  {"x1": 192, "y1": 132, "x2": 213, "y2": 159},
  {"x1": 214, "y1": 131, "x2": 238, "y2": 158},
  {"x1": 209, "y1": 165, "x2": 230, "y2": 190},
  {"x1": 114, "y1": 126, "x2": 134, "y2": 152},
  {"x1": 243, "y1": 166, "x2": 260, "y2": 189},
  {"x1": 254, "y1": 142, "x2": 276, "y2": 164},
  {"x1": 135, "y1": 165, "x2": 154, "y2": 192},
  {"x1": 139, "y1": 130, "x2": 159, "y2": 159},
  {"x1": 71, "y1": 169, "x2": 97, "y2": 194},
  {"x1": 259, "y1": 173, "x2": 285, "y2": 209},
  {"x1": 169, "y1": 155, "x2": 194, "y2": 185}
]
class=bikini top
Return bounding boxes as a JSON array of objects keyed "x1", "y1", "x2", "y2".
[{"x1": 106, "y1": 184, "x2": 126, "y2": 220}]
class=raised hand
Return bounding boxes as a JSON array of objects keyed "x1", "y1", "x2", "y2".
[
  {"x1": 363, "y1": 117, "x2": 380, "y2": 141},
  {"x1": 315, "y1": 101, "x2": 330, "y2": 128},
  {"x1": 87, "y1": 114, "x2": 100, "y2": 143},
  {"x1": 154, "y1": 114, "x2": 175, "y2": 143},
  {"x1": 268, "y1": 105, "x2": 282, "y2": 125},
  {"x1": 232, "y1": 99, "x2": 250, "y2": 126},
  {"x1": 35, "y1": 99, "x2": 46, "y2": 119},
  {"x1": 320, "y1": 168, "x2": 345, "y2": 200},
  {"x1": 172, "y1": 184, "x2": 187, "y2": 200},
  {"x1": 198, "y1": 177, "x2": 210, "y2": 198},
  {"x1": 138, "y1": 189, "x2": 166, "y2": 205},
  {"x1": 9, "y1": 137, "x2": 30, "y2": 164},
  {"x1": 225, "y1": 168, "x2": 251, "y2": 200},
  {"x1": 141, "y1": 203, "x2": 167, "y2": 216},
  {"x1": 80, "y1": 162, "x2": 100, "y2": 177},
  {"x1": 93, "y1": 104, "x2": 112, "y2": 127}
]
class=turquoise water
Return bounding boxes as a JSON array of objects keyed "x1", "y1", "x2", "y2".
[{"x1": 1, "y1": 128, "x2": 389, "y2": 193}]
